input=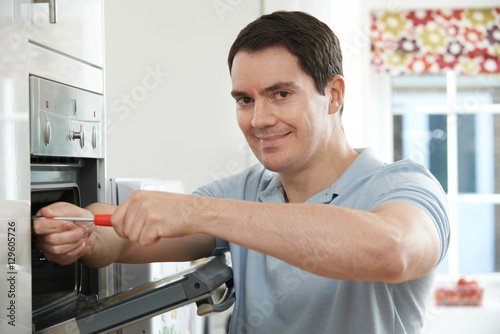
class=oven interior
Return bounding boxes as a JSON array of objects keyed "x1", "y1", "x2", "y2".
[{"x1": 31, "y1": 156, "x2": 100, "y2": 331}]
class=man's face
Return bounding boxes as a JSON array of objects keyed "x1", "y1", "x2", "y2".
[{"x1": 230, "y1": 47, "x2": 334, "y2": 175}]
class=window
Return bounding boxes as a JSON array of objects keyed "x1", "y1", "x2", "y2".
[{"x1": 391, "y1": 72, "x2": 500, "y2": 274}]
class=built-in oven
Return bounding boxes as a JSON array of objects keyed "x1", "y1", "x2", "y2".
[
  {"x1": 30, "y1": 75, "x2": 105, "y2": 331},
  {"x1": 30, "y1": 76, "x2": 234, "y2": 333}
]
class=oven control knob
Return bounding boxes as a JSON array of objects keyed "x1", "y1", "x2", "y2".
[
  {"x1": 92, "y1": 126, "x2": 97, "y2": 150},
  {"x1": 69, "y1": 124, "x2": 85, "y2": 148},
  {"x1": 44, "y1": 119, "x2": 51, "y2": 146}
]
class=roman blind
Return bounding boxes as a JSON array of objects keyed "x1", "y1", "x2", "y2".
[{"x1": 370, "y1": 8, "x2": 500, "y2": 74}]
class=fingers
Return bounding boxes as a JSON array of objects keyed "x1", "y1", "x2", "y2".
[
  {"x1": 33, "y1": 202, "x2": 95, "y2": 265},
  {"x1": 34, "y1": 220, "x2": 93, "y2": 265},
  {"x1": 111, "y1": 190, "x2": 198, "y2": 246},
  {"x1": 33, "y1": 212, "x2": 93, "y2": 236},
  {"x1": 111, "y1": 190, "x2": 165, "y2": 246},
  {"x1": 138, "y1": 225, "x2": 161, "y2": 246},
  {"x1": 111, "y1": 190, "x2": 145, "y2": 241},
  {"x1": 37, "y1": 202, "x2": 94, "y2": 219},
  {"x1": 37, "y1": 239, "x2": 92, "y2": 266}
]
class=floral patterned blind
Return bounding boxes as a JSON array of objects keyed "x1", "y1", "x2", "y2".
[{"x1": 370, "y1": 8, "x2": 500, "y2": 75}]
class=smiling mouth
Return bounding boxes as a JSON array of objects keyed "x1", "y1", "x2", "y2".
[{"x1": 256, "y1": 132, "x2": 291, "y2": 148}]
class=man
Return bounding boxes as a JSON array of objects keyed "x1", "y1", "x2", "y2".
[{"x1": 34, "y1": 11, "x2": 449, "y2": 333}]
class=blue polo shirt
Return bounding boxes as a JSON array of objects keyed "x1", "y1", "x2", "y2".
[{"x1": 193, "y1": 148, "x2": 449, "y2": 334}]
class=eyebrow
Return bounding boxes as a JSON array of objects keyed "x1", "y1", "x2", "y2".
[{"x1": 231, "y1": 81, "x2": 299, "y2": 99}]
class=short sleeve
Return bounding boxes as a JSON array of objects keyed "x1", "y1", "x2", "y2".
[
  {"x1": 192, "y1": 181, "x2": 231, "y2": 255},
  {"x1": 366, "y1": 161, "x2": 450, "y2": 265}
]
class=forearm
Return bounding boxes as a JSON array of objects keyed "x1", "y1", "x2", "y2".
[
  {"x1": 108, "y1": 190, "x2": 439, "y2": 281},
  {"x1": 85, "y1": 202, "x2": 117, "y2": 215},
  {"x1": 82, "y1": 202, "x2": 215, "y2": 266},
  {"x1": 197, "y1": 197, "x2": 439, "y2": 283},
  {"x1": 80, "y1": 202, "x2": 125, "y2": 267},
  {"x1": 82, "y1": 232, "x2": 215, "y2": 267}
]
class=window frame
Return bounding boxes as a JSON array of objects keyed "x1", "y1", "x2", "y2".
[{"x1": 385, "y1": 71, "x2": 500, "y2": 276}]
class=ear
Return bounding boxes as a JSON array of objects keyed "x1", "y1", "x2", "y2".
[{"x1": 327, "y1": 75, "x2": 345, "y2": 115}]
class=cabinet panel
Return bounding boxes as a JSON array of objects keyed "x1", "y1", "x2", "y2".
[
  {"x1": 29, "y1": 0, "x2": 103, "y2": 67},
  {"x1": 29, "y1": 43, "x2": 103, "y2": 93}
]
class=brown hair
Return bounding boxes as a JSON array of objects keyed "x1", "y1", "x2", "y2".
[{"x1": 228, "y1": 11, "x2": 343, "y2": 108}]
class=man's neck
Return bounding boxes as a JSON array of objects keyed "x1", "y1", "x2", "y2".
[{"x1": 280, "y1": 140, "x2": 358, "y2": 203}]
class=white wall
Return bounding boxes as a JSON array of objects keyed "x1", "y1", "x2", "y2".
[{"x1": 104, "y1": 0, "x2": 260, "y2": 193}]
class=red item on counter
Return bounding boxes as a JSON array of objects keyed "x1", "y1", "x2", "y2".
[{"x1": 435, "y1": 277, "x2": 484, "y2": 306}]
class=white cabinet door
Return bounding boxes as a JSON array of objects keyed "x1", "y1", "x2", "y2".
[{"x1": 29, "y1": 0, "x2": 103, "y2": 67}]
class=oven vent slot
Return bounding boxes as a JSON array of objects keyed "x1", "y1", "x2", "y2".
[{"x1": 31, "y1": 156, "x2": 82, "y2": 165}]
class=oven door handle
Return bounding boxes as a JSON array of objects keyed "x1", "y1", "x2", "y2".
[{"x1": 196, "y1": 278, "x2": 235, "y2": 316}]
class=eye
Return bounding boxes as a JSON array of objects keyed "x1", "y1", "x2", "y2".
[
  {"x1": 274, "y1": 91, "x2": 290, "y2": 100},
  {"x1": 236, "y1": 97, "x2": 253, "y2": 106}
]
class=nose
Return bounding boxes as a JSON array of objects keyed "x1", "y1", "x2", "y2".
[{"x1": 251, "y1": 100, "x2": 277, "y2": 128}]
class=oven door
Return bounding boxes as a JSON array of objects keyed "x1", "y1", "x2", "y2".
[{"x1": 35, "y1": 254, "x2": 234, "y2": 334}]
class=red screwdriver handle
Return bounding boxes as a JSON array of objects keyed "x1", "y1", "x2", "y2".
[{"x1": 94, "y1": 214, "x2": 112, "y2": 226}]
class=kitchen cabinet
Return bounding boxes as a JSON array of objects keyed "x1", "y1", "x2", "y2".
[
  {"x1": 30, "y1": 0, "x2": 103, "y2": 67},
  {"x1": 28, "y1": 0, "x2": 104, "y2": 93}
]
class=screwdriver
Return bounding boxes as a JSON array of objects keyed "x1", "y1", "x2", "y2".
[{"x1": 32, "y1": 214, "x2": 112, "y2": 226}]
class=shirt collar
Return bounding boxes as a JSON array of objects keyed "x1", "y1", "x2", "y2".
[
  {"x1": 257, "y1": 173, "x2": 285, "y2": 203},
  {"x1": 331, "y1": 147, "x2": 385, "y2": 194},
  {"x1": 256, "y1": 148, "x2": 383, "y2": 204}
]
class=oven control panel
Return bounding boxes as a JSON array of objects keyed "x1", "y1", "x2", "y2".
[{"x1": 30, "y1": 76, "x2": 104, "y2": 158}]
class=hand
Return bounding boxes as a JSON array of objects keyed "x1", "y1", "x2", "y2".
[
  {"x1": 111, "y1": 190, "x2": 204, "y2": 246},
  {"x1": 33, "y1": 202, "x2": 95, "y2": 265}
]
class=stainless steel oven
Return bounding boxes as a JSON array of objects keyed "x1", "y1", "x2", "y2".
[
  {"x1": 30, "y1": 75, "x2": 105, "y2": 331},
  {"x1": 30, "y1": 76, "x2": 234, "y2": 334}
]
